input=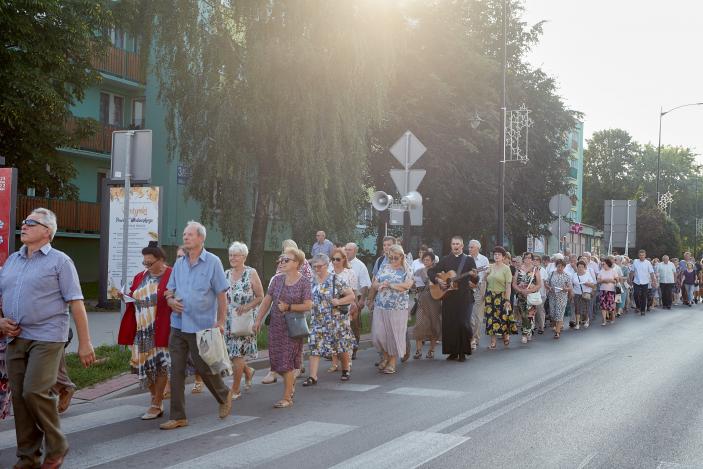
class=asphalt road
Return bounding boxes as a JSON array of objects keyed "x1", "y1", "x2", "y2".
[{"x1": 2, "y1": 303, "x2": 703, "y2": 469}]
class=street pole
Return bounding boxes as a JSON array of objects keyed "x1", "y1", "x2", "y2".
[
  {"x1": 656, "y1": 106, "x2": 662, "y2": 204},
  {"x1": 496, "y1": 0, "x2": 507, "y2": 247},
  {"x1": 695, "y1": 178, "x2": 698, "y2": 259},
  {"x1": 121, "y1": 131, "x2": 134, "y2": 315}
]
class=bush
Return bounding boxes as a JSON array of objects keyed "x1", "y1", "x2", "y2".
[{"x1": 65, "y1": 344, "x2": 131, "y2": 389}]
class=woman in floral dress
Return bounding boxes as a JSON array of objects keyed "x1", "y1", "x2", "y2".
[
  {"x1": 254, "y1": 247, "x2": 312, "y2": 408},
  {"x1": 546, "y1": 259, "x2": 572, "y2": 339},
  {"x1": 370, "y1": 245, "x2": 414, "y2": 375},
  {"x1": 485, "y1": 246, "x2": 516, "y2": 349},
  {"x1": 302, "y1": 254, "x2": 356, "y2": 386},
  {"x1": 328, "y1": 247, "x2": 358, "y2": 373},
  {"x1": 512, "y1": 252, "x2": 542, "y2": 344},
  {"x1": 224, "y1": 242, "x2": 264, "y2": 400},
  {"x1": 118, "y1": 242, "x2": 173, "y2": 420}
]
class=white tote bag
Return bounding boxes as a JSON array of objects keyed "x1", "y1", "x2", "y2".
[
  {"x1": 196, "y1": 328, "x2": 232, "y2": 377},
  {"x1": 231, "y1": 308, "x2": 256, "y2": 337}
]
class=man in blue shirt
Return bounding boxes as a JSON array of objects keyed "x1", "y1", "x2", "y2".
[
  {"x1": 161, "y1": 221, "x2": 232, "y2": 430},
  {"x1": 311, "y1": 230, "x2": 334, "y2": 258},
  {"x1": 0, "y1": 208, "x2": 95, "y2": 469}
]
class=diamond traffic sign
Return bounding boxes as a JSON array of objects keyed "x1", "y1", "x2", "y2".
[
  {"x1": 390, "y1": 169, "x2": 426, "y2": 196},
  {"x1": 390, "y1": 131, "x2": 426, "y2": 168}
]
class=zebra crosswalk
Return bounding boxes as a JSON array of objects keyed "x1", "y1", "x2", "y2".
[{"x1": 0, "y1": 383, "x2": 475, "y2": 468}]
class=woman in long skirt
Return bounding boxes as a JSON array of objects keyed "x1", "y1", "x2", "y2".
[{"x1": 413, "y1": 252, "x2": 442, "y2": 359}]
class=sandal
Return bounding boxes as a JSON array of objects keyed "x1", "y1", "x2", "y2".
[
  {"x1": 503, "y1": 337, "x2": 510, "y2": 347},
  {"x1": 383, "y1": 366, "x2": 397, "y2": 374},
  {"x1": 327, "y1": 364, "x2": 339, "y2": 373},
  {"x1": 273, "y1": 399, "x2": 293, "y2": 409},
  {"x1": 302, "y1": 376, "x2": 318, "y2": 387},
  {"x1": 191, "y1": 382, "x2": 204, "y2": 394},
  {"x1": 244, "y1": 367, "x2": 255, "y2": 392},
  {"x1": 426, "y1": 350, "x2": 435, "y2": 359},
  {"x1": 141, "y1": 405, "x2": 164, "y2": 420},
  {"x1": 554, "y1": 333, "x2": 560, "y2": 340},
  {"x1": 487, "y1": 344, "x2": 497, "y2": 350},
  {"x1": 414, "y1": 351, "x2": 422, "y2": 360},
  {"x1": 340, "y1": 370, "x2": 350, "y2": 381},
  {"x1": 377, "y1": 359, "x2": 388, "y2": 370}
]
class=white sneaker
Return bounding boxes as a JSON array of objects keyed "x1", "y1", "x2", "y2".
[
  {"x1": 521, "y1": 336, "x2": 528, "y2": 344},
  {"x1": 584, "y1": 321, "x2": 590, "y2": 329},
  {"x1": 575, "y1": 324, "x2": 580, "y2": 330}
]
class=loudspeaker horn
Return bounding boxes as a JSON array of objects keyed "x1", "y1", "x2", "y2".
[
  {"x1": 401, "y1": 191, "x2": 422, "y2": 209},
  {"x1": 371, "y1": 191, "x2": 393, "y2": 211}
]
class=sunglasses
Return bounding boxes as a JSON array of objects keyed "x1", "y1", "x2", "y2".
[
  {"x1": 142, "y1": 260, "x2": 158, "y2": 267},
  {"x1": 278, "y1": 257, "x2": 293, "y2": 264},
  {"x1": 21, "y1": 219, "x2": 49, "y2": 228},
  {"x1": 332, "y1": 257, "x2": 344, "y2": 262},
  {"x1": 388, "y1": 256, "x2": 402, "y2": 261}
]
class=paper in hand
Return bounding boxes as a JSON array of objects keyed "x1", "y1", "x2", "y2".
[{"x1": 121, "y1": 285, "x2": 136, "y2": 303}]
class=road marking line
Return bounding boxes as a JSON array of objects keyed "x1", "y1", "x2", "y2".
[
  {"x1": 426, "y1": 356, "x2": 610, "y2": 434},
  {"x1": 450, "y1": 357, "x2": 609, "y2": 436},
  {"x1": 166, "y1": 421, "x2": 356, "y2": 468},
  {"x1": 328, "y1": 431, "x2": 468, "y2": 469},
  {"x1": 317, "y1": 383, "x2": 380, "y2": 392},
  {"x1": 0, "y1": 405, "x2": 144, "y2": 450},
  {"x1": 576, "y1": 452, "x2": 597, "y2": 469},
  {"x1": 66, "y1": 415, "x2": 257, "y2": 469},
  {"x1": 386, "y1": 387, "x2": 465, "y2": 398}
]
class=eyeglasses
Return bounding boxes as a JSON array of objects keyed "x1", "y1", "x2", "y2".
[
  {"x1": 313, "y1": 264, "x2": 326, "y2": 269},
  {"x1": 388, "y1": 256, "x2": 402, "y2": 261},
  {"x1": 278, "y1": 257, "x2": 293, "y2": 264},
  {"x1": 332, "y1": 257, "x2": 344, "y2": 262},
  {"x1": 142, "y1": 260, "x2": 156, "y2": 268},
  {"x1": 21, "y1": 219, "x2": 49, "y2": 229}
]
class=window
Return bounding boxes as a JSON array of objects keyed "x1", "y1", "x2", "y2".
[
  {"x1": 108, "y1": 29, "x2": 125, "y2": 49},
  {"x1": 132, "y1": 98, "x2": 145, "y2": 128},
  {"x1": 99, "y1": 92, "x2": 124, "y2": 127}
]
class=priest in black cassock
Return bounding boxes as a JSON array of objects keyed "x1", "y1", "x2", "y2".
[{"x1": 428, "y1": 236, "x2": 477, "y2": 362}]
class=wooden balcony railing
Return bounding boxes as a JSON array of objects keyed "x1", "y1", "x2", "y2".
[
  {"x1": 93, "y1": 46, "x2": 146, "y2": 84},
  {"x1": 17, "y1": 195, "x2": 101, "y2": 234},
  {"x1": 64, "y1": 116, "x2": 122, "y2": 154}
]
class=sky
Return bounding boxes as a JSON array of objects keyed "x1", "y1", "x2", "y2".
[{"x1": 521, "y1": 0, "x2": 703, "y2": 159}]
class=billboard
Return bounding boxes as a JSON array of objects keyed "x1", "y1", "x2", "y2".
[
  {"x1": 603, "y1": 200, "x2": 636, "y2": 252},
  {"x1": 0, "y1": 168, "x2": 17, "y2": 266}
]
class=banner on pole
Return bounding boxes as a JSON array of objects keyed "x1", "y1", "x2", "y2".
[
  {"x1": 106, "y1": 186, "x2": 161, "y2": 299},
  {"x1": 0, "y1": 168, "x2": 17, "y2": 266}
]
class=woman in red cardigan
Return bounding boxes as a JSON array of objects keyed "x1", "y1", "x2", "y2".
[{"x1": 118, "y1": 242, "x2": 173, "y2": 420}]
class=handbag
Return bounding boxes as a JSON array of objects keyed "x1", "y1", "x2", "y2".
[
  {"x1": 274, "y1": 276, "x2": 310, "y2": 339},
  {"x1": 578, "y1": 273, "x2": 592, "y2": 301},
  {"x1": 195, "y1": 328, "x2": 232, "y2": 377},
  {"x1": 526, "y1": 268, "x2": 543, "y2": 306},
  {"x1": 231, "y1": 307, "x2": 255, "y2": 337},
  {"x1": 332, "y1": 274, "x2": 350, "y2": 315}
]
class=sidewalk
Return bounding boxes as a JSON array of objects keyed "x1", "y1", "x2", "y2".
[{"x1": 68, "y1": 310, "x2": 122, "y2": 354}]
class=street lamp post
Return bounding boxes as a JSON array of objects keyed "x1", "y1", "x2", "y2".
[{"x1": 656, "y1": 102, "x2": 703, "y2": 204}]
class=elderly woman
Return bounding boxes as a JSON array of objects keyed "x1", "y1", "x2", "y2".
[
  {"x1": 327, "y1": 247, "x2": 358, "y2": 373},
  {"x1": 598, "y1": 258, "x2": 618, "y2": 325},
  {"x1": 224, "y1": 242, "x2": 264, "y2": 400},
  {"x1": 118, "y1": 241, "x2": 173, "y2": 419},
  {"x1": 512, "y1": 252, "x2": 542, "y2": 344},
  {"x1": 412, "y1": 251, "x2": 442, "y2": 359},
  {"x1": 485, "y1": 246, "x2": 515, "y2": 349},
  {"x1": 570, "y1": 261, "x2": 596, "y2": 330},
  {"x1": 255, "y1": 247, "x2": 312, "y2": 408},
  {"x1": 369, "y1": 244, "x2": 414, "y2": 374},
  {"x1": 303, "y1": 254, "x2": 356, "y2": 386},
  {"x1": 545, "y1": 258, "x2": 572, "y2": 339}
]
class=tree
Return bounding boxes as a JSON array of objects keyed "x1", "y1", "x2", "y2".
[
  {"x1": 636, "y1": 207, "x2": 682, "y2": 258},
  {"x1": 0, "y1": 1, "x2": 113, "y2": 198},
  {"x1": 145, "y1": 0, "x2": 401, "y2": 271},
  {"x1": 367, "y1": 0, "x2": 575, "y2": 254}
]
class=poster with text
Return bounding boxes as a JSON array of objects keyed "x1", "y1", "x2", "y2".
[
  {"x1": 107, "y1": 186, "x2": 160, "y2": 299},
  {"x1": 0, "y1": 168, "x2": 17, "y2": 266}
]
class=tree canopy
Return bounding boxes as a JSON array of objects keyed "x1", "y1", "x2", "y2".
[{"x1": 0, "y1": 0, "x2": 113, "y2": 198}]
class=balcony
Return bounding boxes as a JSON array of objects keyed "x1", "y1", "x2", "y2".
[
  {"x1": 93, "y1": 46, "x2": 146, "y2": 84},
  {"x1": 64, "y1": 116, "x2": 122, "y2": 154},
  {"x1": 568, "y1": 166, "x2": 578, "y2": 180},
  {"x1": 17, "y1": 195, "x2": 101, "y2": 234}
]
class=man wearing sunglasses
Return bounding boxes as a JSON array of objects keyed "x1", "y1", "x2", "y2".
[{"x1": 0, "y1": 208, "x2": 96, "y2": 469}]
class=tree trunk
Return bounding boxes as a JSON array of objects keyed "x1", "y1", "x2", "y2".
[{"x1": 249, "y1": 171, "x2": 271, "y2": 276}]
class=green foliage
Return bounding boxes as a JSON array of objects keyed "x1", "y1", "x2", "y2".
[
  {"x1": 65, "y1": 344, "x2": 131, "y2": 389},
  {"x1": 635, "y1": 207, "x2": 682, "y2": 258},
  {"x1": 583, "y1": 128, "x2": 701, "y2": 255},
  {"x1": 367, "y1": 0, "x2": 575, "y2": 252},
  {"x1": 0, "y1": 1, "x2": 113, "y2": 198}
]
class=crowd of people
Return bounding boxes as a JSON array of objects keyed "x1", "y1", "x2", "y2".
[{"x1": 1, "y1": 212, "x2": 702, "y2": 468}]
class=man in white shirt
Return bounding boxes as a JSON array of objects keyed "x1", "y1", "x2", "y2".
[
  {"x1": 344, "y1": 243, "x2": 371, "y2": 359},
  {"x1": 630, "y1": 249, "x2": 656, "y2": 315},
  {"x1": 534, "y1": 256, "x2": 549, "y2": 334},
  {"x1": 468, "y1": 240, "x2": 489, "y2": 349},
  {"x1": 656, "y1": 255, "x2": 676, "y2": 310}
]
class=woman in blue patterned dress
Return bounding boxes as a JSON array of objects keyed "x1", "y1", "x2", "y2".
[
  {"x1": 302, "y1": 254, "x2": 356, "y2": 386},
  {"x1": 546, "y1": 259, "x2": 573, "y2": 339},
  {"x1": 370, "y1": 245, "x2": 414, "y2": 375},
  {"x1": 224, "y1": 242, "x2": 263, "y2": 400}
]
